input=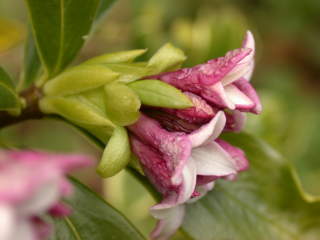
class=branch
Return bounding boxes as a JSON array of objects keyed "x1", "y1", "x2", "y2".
[{"x1": 0, "y1": 86, "x2": 44, "y2": 128}]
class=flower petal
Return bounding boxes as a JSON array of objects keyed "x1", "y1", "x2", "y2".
[
  {"x1": 233, "y1": 78, "x2": 262, "y2": 114},
  {"x1": 225, "y1": 110, "x2": 247, "y2": 132},
  {"x1": 191, "y1": 142, "x2": 237, "y2": 176},
  {"x1": 0, "y1": 204, "x2": 15, "y2": 240},
  {"x1": 216, "y1": 139, "x2": 249, "y2": 172},
  {"x1": 224, "y1": 84, "x2": 254, "y2": 109},
  {"x1": 189, "y1": 111, "x2": 226, "y2": 148},
  {"x1": 150, "y1": 205, "x2": 185, "y2": 240},
  {"x1": 201, "y1": 82, "x2": 235, "y2": 109}
]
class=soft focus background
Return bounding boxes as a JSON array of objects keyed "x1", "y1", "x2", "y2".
[{"x1": 1, "y1": 0, "x2": 320, "y2": 238}]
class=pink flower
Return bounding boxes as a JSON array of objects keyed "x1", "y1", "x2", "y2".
[
  {"x1": 129, "y1": 111, "x2": 248, "y2": 239},
  {"x1": 150, "y1": 31, "x2": 262, "y2": 116},
  {"x1": 0, "y1": 151, "x2": 92, "y2": 240}
]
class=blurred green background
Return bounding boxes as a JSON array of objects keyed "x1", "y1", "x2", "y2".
[{"x1": 1, "y1": 0, "x2": 320, "y2": 238}]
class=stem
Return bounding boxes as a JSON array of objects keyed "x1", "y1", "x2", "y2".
[{"x1": 0, "y1": 86, "x2": 44, "y2": 128}]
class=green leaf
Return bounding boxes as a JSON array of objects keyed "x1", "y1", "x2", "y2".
[
  {"x1": 182, "y1": 133, "x2": 320, "y2": 240},
  {"x1": 50, "y1": 178, "x2": 145, "y2": 240},
  {"x1": 24, "y1": 0, "x2": 101, "y2": 77},
  {"x1": 148, "y1": 43, "x2": 186, "y2": 74},
  {"x1": 96, "y1": 0, "x2": 117, "y2": 20},
  {"x1": 104, "y1": 62, "x2": 152, "y2": 83},
  {"x1": 39, "y1": 96, "x2": 115, "y2": 127},
  {"x1": 0, "y1": 67, "x2": 20, "y2": 111},
  {"x1": 83, "y1": 49, "x2": 147, "y2": 65},
  {"x1": 44, "y1": 65, "x2": 119, "y2": 96},
  {"x1": 18, "y1": 32, "x2": 42, "y2": 91},
  {"x1": 97, "y1": 126, "x2": 131, "y2": 177},
  {"x1": 104, "y1": 83, "x2": 141, "y2": 126},
  {"x1": 128, "y1": 79, "x2": 193, "y2": 109}
]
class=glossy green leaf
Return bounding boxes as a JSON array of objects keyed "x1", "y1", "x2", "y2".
[
  {"x1": 39, "y1": 96, "x2": 115, "y2": 127},
  {"x1": 148, "y1": 43, "x2": 186, "y2": 74},
  {"x1": 83, "y1": 49, "x2": 147, "y2": 65},
  {"x1": 50, "y1": 178, "x2": 145, "y2": 240},
  {"x1": 104, "y1": 83, "x2": 141, "y2": 126},
  {"x1": 44, "y1": 65, "x2": 119, "y2": 96},
  {"x1": 182, "y1": 133, "x2": 320, "y2": 240},
  {"x1": 128, "y1": 79, "x2": 193, "y2": 109},
  {"x1": 24, "y1": 0, "x2": 100, "y2": 77},
  {"x1": 0, "y1": 67, "x2": 20, "y2": 111},
  {"x1": 97, "y1": 126, "x2": 131, "y2": 177},
  {"x1": 18, "y1": 32, "x2": 42, "y2": 91},
  {"x1": 104, "y1": 62, "x2": 152, "y2": 83}
]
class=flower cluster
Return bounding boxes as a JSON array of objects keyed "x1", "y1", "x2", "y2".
[
  {"x1": 128, "y1": 31, "x2": 261, "y2": 240},
  {"x1": 0, "y1": 151, "x2": 92, "y2": 240}
]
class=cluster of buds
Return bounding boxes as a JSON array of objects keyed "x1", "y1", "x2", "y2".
[
  {"x1": 0, "y1": 151, "x2": 92, "y2": 240},
  {"x1": 40, "y1": 31, "x2": 260, "y2": 239}
]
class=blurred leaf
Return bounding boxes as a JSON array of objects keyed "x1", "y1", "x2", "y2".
[
  {"x1": 148, "y1": 43, "x2": 186, "y2": 73},
  {"x1": 0, "y1": 18, "x2": 25, "y2": 52},
  {"x1": 182, "y1": 133, "x2": 320, "y2": 240},
  {"x1": 129, "y1": 79, "x2": 193, "y2": 109},
  {"x1": 44, "y1": 65, "x2": 119, "y2": 96},
  {"x1": 19, "y1": 32, "x2": 42, "y2": 91},
  {"x1": 104, "y1": 83, "x2": 141, "y2": 126},
  {"x1": 84, "y1": 49, "x2": 147, "y2": 65},
  {"x1": 50, "y1": 177, "x2": 145, "y2": 240},
  {"x1": 96, "y1": 0, "x2": 117, "y2": 20},
  {"x1": 0, "y1": 67, "x2": 20, "y2": 111},
  {"x1": 97, "y1": 126, "x2": 130, "y2": 177},
  {"x1": 24, "y1": 0, "x2": 100, "y2": 77}
]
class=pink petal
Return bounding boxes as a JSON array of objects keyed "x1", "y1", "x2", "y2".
[
  {"x1": 233, "y1": 78, "x2": 262, "y2": 114},
  {"x1": 164, "y1": 92, "x2": 217, "y2": 124},
  {"x1": 201, "y1": 82, "x2": 235, "y2": 109},
  {"x1": 225, "y1": 110, "x2": 247, "y2": 132},
  {"x1": 216, "y1": 139, "x2": 249, "y2": 172},
  {"x1": 129, "y1": 114, "x2": 192, "y2": 186}
]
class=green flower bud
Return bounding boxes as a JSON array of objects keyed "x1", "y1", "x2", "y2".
[
  {"x1": 147, "y1": 43, "x2": 187, "y2": 73},
  {"x1": 104, "y1": 83, "x2": 141, "y2": 126},
  {"x1": 44, "y1": 65, "x2": 119, "y2": 96},
  {"x1": 97, "y1": 126, "x2": 131, "y2": 178}
]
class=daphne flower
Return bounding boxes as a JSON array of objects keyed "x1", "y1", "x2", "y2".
[
  {"x1": 0, "y1": 151, "x2": 92, "y2": 240},
  {"x1": 150, "y1": 31, "x2": 262, "y2": 115},
  {"x1": 129, "y1": 110, "x2": 248, "y2": 239}
]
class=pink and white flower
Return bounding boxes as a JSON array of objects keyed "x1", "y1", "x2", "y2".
[
  {"x1": 129, "y1": 111, "x2": 248, "y2": 239},
  {"x1": 150, "y1": 31, "x2": 262, "y2": 116},
  {"x1": 0, "y1": 151, "x2": 92, "y2": 240}
]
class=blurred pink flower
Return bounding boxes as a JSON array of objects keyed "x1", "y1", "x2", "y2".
[
  {"x1": 129, "y1": 111, "x2": 248, "y2": 240},
  {"x1": 0, "y1": 151, "x2": 92, "y2": 240}
]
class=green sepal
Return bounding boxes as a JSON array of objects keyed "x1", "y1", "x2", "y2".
[
  {"x1": 104, "y1": 83, "x2": 141, "y2": 126},
  {"x1": 97, "y1": 126, "x2": 131, "y2": 178},
  {"x1": 83, "y1": 49, "x2": 147, "y2": 65},
  {"x1": 39, "y1": 96, "x2": 115, "y2": 127},
  {"x1": 0, "y1": 67, "x2": 21, "y2": 112},
  {"x1": 44, "y1": 65, "x2": 119, "y2": 96},
  {"x1": 104, "y1": 62, "x2": 152, "y2": 83},
  {"x1": 148, "y1": 43, "x2": 186, "y2": 74},
  {"x1": 128, "y1": 79, "x2": 193, "y2": 109}
]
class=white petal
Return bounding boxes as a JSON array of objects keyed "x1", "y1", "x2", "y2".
[
  {"x1": 151, "y1": 205, "x2": 185, "y2": 240},
  {"x1": 225, "y1": 84, "x2": 253, "y2": 107},
  {"x1": 0, "y1": 205, "x2": 15, "y2": 240},
  {"x1": 187, "y1": 182, "x2": 215, "y2": 204},
  {"x1": 19, "y1": 181, "x2": 60, "y2": 216},
  {"x1": 189, "y1": 111, "x2": 226, "y2": 148},
  {"x1": 221, "y1": 61, "x2": 252, "y2": 86},
  {"x1": 242, "y1": 30, "x2": 255, "y2": 53},
  {"x1": 177, "y1": 158, "x2": 197, "y2": 204},
  {"x1": 192, "y1": 142, "x2": 237, "y2": 176}
]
